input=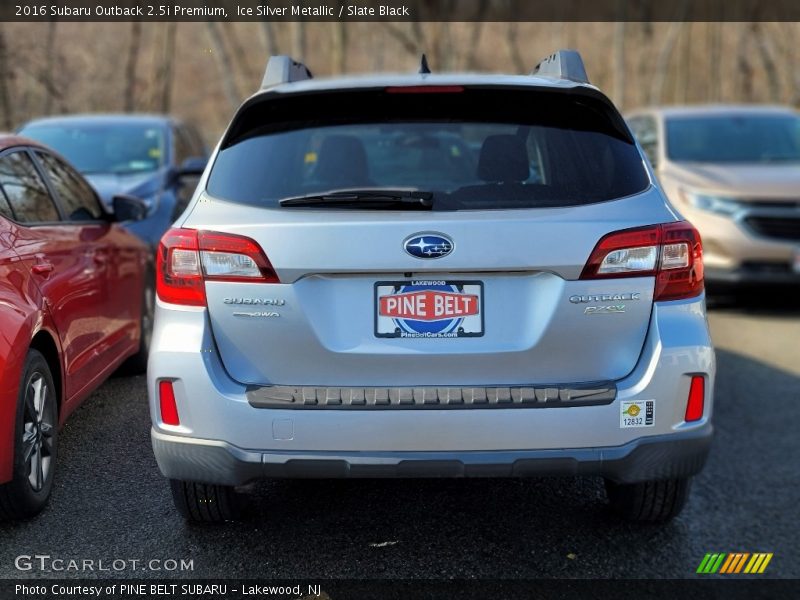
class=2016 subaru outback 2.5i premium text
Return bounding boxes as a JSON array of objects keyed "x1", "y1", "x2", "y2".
[{"x1": 148, "y1": 51, "x2": 714, "y2": 523}]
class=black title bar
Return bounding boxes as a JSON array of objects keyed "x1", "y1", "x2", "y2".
[{"x1": 3, "y1": 0, "x2": 800, "y2": 22}]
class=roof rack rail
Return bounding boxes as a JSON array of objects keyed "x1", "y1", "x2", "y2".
[
  {"x1": 531, "y1": 50, "x2": 589, "y2": 85},
  {"x1": 260, "y1": 55, "x2": 313, "y2": 90}
]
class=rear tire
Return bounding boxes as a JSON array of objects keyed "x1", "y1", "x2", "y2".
[
  {"x1": 605, "y1": 477, "x2": 691, "y2": 522},
  {"x1": 169, "y1": 479, "x2": 244, "y2": 523},
  {"x1": 0, "y1": 350, "x2": 58, "y2": 521}
]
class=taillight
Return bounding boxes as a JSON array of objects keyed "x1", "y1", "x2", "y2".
[
  {"x1": 580, "y1": 222, "x2": 704, "y2": 301},
  {"x1": 159, "y1": 380, "x2": 180, "y2": 426},
  {"x1": 685, "y1": 376, "x2": 705, "y2": 422},
  {"x1": 156, "y1": 228, "x2": 279, "y2": 306}
]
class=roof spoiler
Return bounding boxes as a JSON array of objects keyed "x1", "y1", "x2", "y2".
[
  {"x1": 261, "y1": 55, "x2": 313, "y2": 89},
  {"x1": 531, "y1": 50, "x2": 589, "y2": 84}
]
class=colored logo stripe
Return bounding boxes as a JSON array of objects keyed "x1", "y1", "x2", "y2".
[
  {"x1": 697, "y1": 553, "x2": 726, "y2": 574},
  {"x1": 720, "y1": 553, "x2": 749, "y2": 573},
  {"x1": 744, "y1": 553, "x2": 773, "y2": 574},
  {"x1": 697, "y1": 552, "x2": 773, "y2": 574}
]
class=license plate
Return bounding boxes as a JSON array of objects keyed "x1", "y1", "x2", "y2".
[{"x1": 375, "y1": 280, "x2": 484, "y2": 338}]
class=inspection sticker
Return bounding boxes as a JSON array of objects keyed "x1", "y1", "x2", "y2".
[{"x1": 620, "y1": 400, "x2": 655, "y2": 428}]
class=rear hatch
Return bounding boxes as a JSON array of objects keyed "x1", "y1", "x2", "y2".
[{"x1": 184, "y1": 84, "x2": 674, "y2": 387}]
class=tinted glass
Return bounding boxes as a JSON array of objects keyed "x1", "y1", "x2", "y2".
[
  {"x1": 19, "y1": 121, "x2": 167, "y2": 174},
  {"x1": 666, "y1": 115, "x2": 800, "y2": 163},
  {"x1": 207, "y1": 88, "x2": 649, "y2": 210},
  {"x1": 0, "y1": 187, "x2": 13, "y2": 220},
  {"x1": 0, "y1": 152, "x2": 59, "y2": 223},
  {"x1": 36, "y1": 152, "x2": 103, "y2": 220}
]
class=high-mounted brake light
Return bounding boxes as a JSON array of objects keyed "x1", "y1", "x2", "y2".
[
  {"x1": 580, "y1": 222, "x2": 704, "y2": 301},
  {"x1": 385, "y1": 86, "x2": 465, "y2": 94},
  {"x1": 156, "y1": 228, "x2": 279, "y2": 306}
]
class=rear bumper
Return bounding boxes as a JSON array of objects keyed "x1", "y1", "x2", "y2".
[
  {"x1": 148, "y1": 294, "x2": 715, "y2": 483},
  {"x1": 151, "y1": 423, "x2": 712, "y2": 485}
]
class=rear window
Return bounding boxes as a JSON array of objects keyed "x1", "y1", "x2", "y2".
[{"x1": 207, "y1": 88, "x2": 649, "y2": 210}]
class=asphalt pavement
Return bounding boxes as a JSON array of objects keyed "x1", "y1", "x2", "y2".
[{"x1": 0, "y1": 293, "x2": 798, "y2": 580}]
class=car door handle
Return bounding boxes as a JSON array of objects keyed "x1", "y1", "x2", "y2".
[{"x1": 32, "y1": 261, "x2": 54, "y2": 275}]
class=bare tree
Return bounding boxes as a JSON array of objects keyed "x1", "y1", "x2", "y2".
[
  {"x1": 650, "y1": 21, "x2": 683, "y2": 104},
  {"x1": 752, "y1": 22, "x2": 781, "y2": 102},
  {"x1": 613, "y1": 20, "x2": 626, "y2": 109},
  {"x1": 708, "y1": 22, "x2": 723, "y2": 101},
  {"x1": 260, "y1": 21, "x2": 278, "y2": 57},
  {"x1": 124, "y1": 21, "x2": 142, "y2": 112},
  {"x1": 505, "y1": 23, "x2": 526, "y2": 73},
  {"x1": 381, "y1": 22, "x2": 425, "y2": 57},
  {"x1": 41, "y1": 21, "x2": 57, "y2": 114},
  {"x1": 0, "y1": 28, "x2": 12, "y2": 129},
  {"x1": 153, "y1": 22, "x2": 177, "y2": 113},
  {"x1": 331, "y1": 16, "x2": 347, "y2": 74},
  {"x1": 206, "y1": 21, "x2": 241, "y2": 110},
  {"x1": 223, "y1": 24, "x2": 256, "y2": 94},
  {"x1": 736, "y1": 23, "x2": 754, "y2": 102},
  {"x1": 462, "y1": 0, "x2": 489, "y2": 70},
  {"x1": 290, "y1": 22, "x2": 305, "y2": 60}
]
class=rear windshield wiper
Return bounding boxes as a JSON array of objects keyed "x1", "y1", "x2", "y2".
[{"x1": 279, "y1": 189, "x2": 434, "y2": 209}]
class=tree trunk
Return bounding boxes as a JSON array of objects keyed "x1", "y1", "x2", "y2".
[
  {"x1": 736, "y1": 23, "x2": 753, "y2": 102},
  {"x1": 260, "y1": 21, "x2": 278, "y2": 57},
  {"x1": 0, "y1": 28, "x2": 12, "y2": 129},
  {"x1": 462, "y1": 0, "x2": 488, "y2": 70},
  {"x1": 708, "y1": 22, "x2": 722, "y2": 102},
  {"x1": 223, "y1": 24, "x2": 255, "y2": 94},
  {"x1": 753, "y1": 22, "x2": 781, "y2": 102},
  {"x1": 613, "y1": 20, "x2": 626, "y2": 109},
  {"x1": 206, "y1": 21, "x2": 240, "y2": 110},
  {"x1": 505, "y1": 23, "x2": 526, "y2": 73},
  {"x1": 649, "y1": 1, "x2": 688, "y2": 105},
  {"x1": 650, "y1": 23, "x2": 680, "y2": 104},
  {"x1": 331, "y1": 14, "x2": 347, "y2": 74},
  {"x1": 290, "y1": 22, "x2": 305, "y2": 60},
  {"x1": 124, "y1": 21, "x2": 142, "y2": 112},
  {"x1": 155, "y1": 22, "x2": 177, "y2": 113},
  {"x1": 42, "y1": 21, "x2": 57, "y2": 114}
]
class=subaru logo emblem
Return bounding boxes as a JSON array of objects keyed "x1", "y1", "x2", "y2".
[{"x1": 404, "y1": 233, "x2": 453, "y2": 259}]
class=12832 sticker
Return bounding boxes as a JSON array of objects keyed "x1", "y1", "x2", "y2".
[{"x1": 620, "y1": 400, "x2": 655, "y2": 428}]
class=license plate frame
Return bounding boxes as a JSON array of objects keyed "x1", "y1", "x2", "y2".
[{"x1": 374, "y1": 280, "x2": 484, "y2": 339}]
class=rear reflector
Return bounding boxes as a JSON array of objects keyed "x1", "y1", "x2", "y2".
[
  {"x1": 685, "y1": 376, "x2": 705, "y2": 422},
  {"x1": 156, "y1": 228, "x2": 279, "y2": 306},
  {"x1": 159, "y1": 380, "x2": 180, "y2": 426},
  {"x1": 580, "y1": 222, "x2": 704, "y2": 301}
]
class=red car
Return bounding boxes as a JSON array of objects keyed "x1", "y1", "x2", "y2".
[{"x1": 0, "y1": 135, "x2": 152, "y2": 519}]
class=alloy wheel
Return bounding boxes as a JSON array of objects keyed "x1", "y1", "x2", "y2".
[{"x1": 21, "y1": 373, "x2": 54, "y2": 492}]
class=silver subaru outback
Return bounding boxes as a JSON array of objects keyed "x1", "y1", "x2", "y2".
[{"x1": 148, "y1": 51, "x2": 714, "y2": 523}]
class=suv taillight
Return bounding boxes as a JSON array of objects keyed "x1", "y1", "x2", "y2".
[
  {"x1": 156, "y1": 228, "x2": 279, "y2": 306},
  {"x1": 580, "y1": 222, "x2": 704, "y2": 301}
]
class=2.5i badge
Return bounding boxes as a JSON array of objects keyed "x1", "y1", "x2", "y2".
[{"x1": 620, "y1": 400, "x2": 655, "y2": 428}]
